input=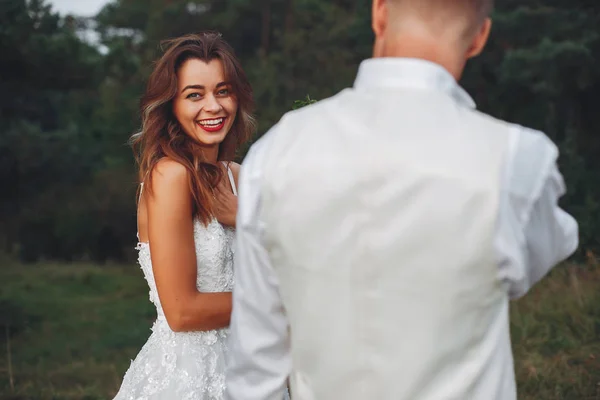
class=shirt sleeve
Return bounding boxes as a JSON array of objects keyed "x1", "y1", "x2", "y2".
[
  {"x1": 518, "y1": 165, "x2": 579, "y2": 294},
  {"x1": 224, "y1": 134, "x2": 292, "y2": 400},
  {"x1": 497, "y1": 126, "x2": 579, "y2": 299}
]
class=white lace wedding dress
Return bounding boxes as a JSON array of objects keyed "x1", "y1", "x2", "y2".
[{"x1": 113, "y1": 165, "x2": 254, "y2": 399}]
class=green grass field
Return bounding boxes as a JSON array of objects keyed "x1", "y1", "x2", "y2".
[{"x1": 0, "y1": 258, "x2": 599, "y2": 400}]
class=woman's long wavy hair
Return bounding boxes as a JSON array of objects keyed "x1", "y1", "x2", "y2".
[{"x1": 131, "y1": 32, "x2": 256, "y2": 225}]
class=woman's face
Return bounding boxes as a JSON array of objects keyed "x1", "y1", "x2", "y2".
[{"x1": 173, "y1": 58, "x2": 238, "y2": 149}]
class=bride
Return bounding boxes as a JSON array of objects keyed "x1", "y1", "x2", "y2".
[{"x1": 113, "y1": 32, "x2": 257, "y2": 399}]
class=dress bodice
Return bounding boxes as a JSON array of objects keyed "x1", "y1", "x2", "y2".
[
  {"x1": 113, "y1": 163, "x2": 247, "y2": 399},
  {"x1": 136, "y1": 218, "x2": 235, "y2": 321},
  {"x1": 115, "y1": 163, "x2": 289, "y2": 400}
]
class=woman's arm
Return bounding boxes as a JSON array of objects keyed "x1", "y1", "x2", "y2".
[{"x1": 147, "y1": 158, "x2": 232, "y2": 332}]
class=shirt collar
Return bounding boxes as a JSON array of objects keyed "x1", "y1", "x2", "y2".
[{"x1": 353, "y1": 57, "x2": 476, "y2": 110}]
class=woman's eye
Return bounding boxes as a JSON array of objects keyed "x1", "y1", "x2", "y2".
[
  {"x1": 217, "y1": 88, "x2": 230, "y2": 96},
  {"x1": 186, "y1": 93, "x2": 202, "y2": 99}
]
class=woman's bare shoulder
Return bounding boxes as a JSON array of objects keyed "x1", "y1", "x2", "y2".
[
  {"x1": 147, "y1": 158, "x2": 191, "y2": 196},
  {"x1": 150, "y1": 158, "x2": 189, "y2": 182},
  {"x1": 154, "y1": 158, "x2": 188, "y2": 178}
]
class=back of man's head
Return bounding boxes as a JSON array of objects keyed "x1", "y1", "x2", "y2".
[
  {"x1": 372, "y1": 0, "x2": 494, "y2": 78},
  {"x1": 405, "y1": 0, "x2": 494, "y2": 20},
  {"x1": 387, "y1": 0, "x2": 494, "y2": 35}
]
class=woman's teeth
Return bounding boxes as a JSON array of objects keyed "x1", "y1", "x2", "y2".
[{"x1": 198, "y1": 118, "x2": 224, "y2": 127}]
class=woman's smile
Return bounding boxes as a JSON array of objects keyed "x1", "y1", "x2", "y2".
[{"x1": 197, "y1": 116, "x2": 227, "y2": 132}]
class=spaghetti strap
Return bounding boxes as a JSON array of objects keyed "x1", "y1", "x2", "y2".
[
  {"x1": 222, "y1": 161, "x2": 238, "y2": 196},
  {"x1": 138, "y1": 169, "x2": 152, "y2": 204},
  {"x1": 136, "y1": 182, "x2": 145, "y2": 242},
  {"x1": 138, "y1": 182, "x2": 145, "y2": 204}
]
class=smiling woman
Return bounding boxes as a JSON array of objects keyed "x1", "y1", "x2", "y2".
[
  {"x1": 131, "y1": 32, "x2": 255, "y2": 225},
  {"x1": 110, "y1": 32, "x2": 271, "y2": 400},
  {"x1": 174, "y1": 59, "x2": 238, "y2": 152}
]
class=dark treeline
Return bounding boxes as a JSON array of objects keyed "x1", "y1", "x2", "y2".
[{"x1": 1, "y1": 0, "x2": 598, "y2": 263}]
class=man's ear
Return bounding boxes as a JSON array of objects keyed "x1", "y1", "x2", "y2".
[
  {"x1": 372, "y1": 0, "x2": 388, "y2": 39},
  {"x1": 466, "y1": 18, "x2": 492, "y2": 59}
]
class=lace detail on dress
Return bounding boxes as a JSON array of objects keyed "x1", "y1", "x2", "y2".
[
  {"x1": 134, "y1": 220, "x2": 235, "y2": 319},
  {"x1": 192, "y1": 220, "x2": 235, "y2": 293},
  {"x1": 114, "y1": 320, "x2": 230, "y2": 400},
  {"x1": 114, "y1": 218, "x2": 236, "y2": 400}
]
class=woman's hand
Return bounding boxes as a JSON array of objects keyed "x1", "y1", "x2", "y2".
[{"x1": 214, "y1": 184, "x2": 238, "y2": 227}]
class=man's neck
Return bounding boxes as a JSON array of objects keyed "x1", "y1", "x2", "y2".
[{"x1": 374, "y1": 34, "x2": 467, "y2": 81}]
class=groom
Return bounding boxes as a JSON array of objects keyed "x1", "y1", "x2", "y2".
[{"x1": 225, "y1": 0, "x2": 578, "y2": 399}]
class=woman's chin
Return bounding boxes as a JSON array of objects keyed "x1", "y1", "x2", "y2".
[
  {"x1": 182, "y1": 126, "x2": 232, "y2": 149},
  {"x1": 192, "y1": 132, "x2": 225, "y2": 147}
]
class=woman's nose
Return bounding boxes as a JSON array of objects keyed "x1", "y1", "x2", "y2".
[{"x1": 204, "y1": 94, "x2": 223, "y2": 113}]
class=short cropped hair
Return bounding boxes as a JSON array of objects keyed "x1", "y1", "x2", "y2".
[{"x1": 391, "y1": 0, "x2": 494, "y2": 23}]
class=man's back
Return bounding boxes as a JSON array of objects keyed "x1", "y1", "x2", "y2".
[
  {"x1": 225, "y1": 58, "x2": 578, "y2": 400},
  {"x1": 259, "y1": 59, "x2": 513, "y2": 399}
]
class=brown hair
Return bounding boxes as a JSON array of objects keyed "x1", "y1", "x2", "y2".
[{"x1": 131, "y1": 32, "x2": 255, "y2": 225}]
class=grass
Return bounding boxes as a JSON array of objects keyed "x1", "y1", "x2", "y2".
[
  {"x1": 0, "y1": 259, "x2": 599, "y2": 399},
  {"x1": 0, "y1": 261, "x2": 155, "y2": 400},
  {"x1": 510, "y1": 257, "x2": 600, "y2": 399}
]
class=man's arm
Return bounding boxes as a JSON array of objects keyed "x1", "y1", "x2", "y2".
[
  {"x1": 225, "y1": 138, "x2": 292, "y2": 400},
  {"x1": 516, "y1": 165, "x2": 578, "y2": 296},
  {"x1": 500, "y1": 128, "x2": 579, "y2": 299}
]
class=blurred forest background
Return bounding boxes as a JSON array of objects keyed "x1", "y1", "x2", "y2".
[
  {"x1": 1, "y1": 0, "x2": 600, "y2": 263},
  {"x1": 1, "y1": 0, "x2": 600, "y2": 399}
]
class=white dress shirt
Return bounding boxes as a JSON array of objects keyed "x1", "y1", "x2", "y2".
[{"x1": 225, "y1": 58, "x2": 578, "y2": 400}]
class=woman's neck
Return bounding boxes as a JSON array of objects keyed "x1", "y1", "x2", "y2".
[{"x1": 201, "y1": 146, "x2": 220, "y2": 164}]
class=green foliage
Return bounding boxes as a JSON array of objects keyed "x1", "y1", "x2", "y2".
[
  {"x1": 460, "y1": 2, "x2": 600, "y2": 257},
  {"x1": 292, "y1": 95, "x2": 318, "y2": 110},
  {"x1": 1, "y1": 0, "x2": 599, "y2": 262}
]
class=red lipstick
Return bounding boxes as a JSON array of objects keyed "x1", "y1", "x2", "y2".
[{"x1": 197, "y1": 117, "x2": 226, "y2": 133}]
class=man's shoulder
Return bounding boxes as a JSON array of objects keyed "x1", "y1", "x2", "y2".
[
  {"x1": 469, "y1": 108, "x2": 558, "y2": 155},
  {"x1": 509, "y1": 123, "x2": 558, "y2": 159},
  {"x1": 248, "y1": 90, "x2": 351, "y2": 154},
  {"x1": 282, "y1": 89, "x2": 350, "y2": 124},
  {"x1": 458, "y1": 108, "x2": 560, "y2": 203},
  {"x1": 488, "y1": 118, "x2": 561, "y2": 207}
]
